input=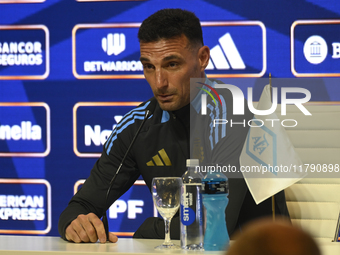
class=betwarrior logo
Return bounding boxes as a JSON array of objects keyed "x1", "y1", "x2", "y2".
[{"x1": 102, "y1": 33, "x2": 125, "y2": 56}]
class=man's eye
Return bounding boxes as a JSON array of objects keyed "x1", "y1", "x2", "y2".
[
  {"x1": 143, "y1": 64, "x2": 154, "y2": 70},
  {"x1": 169, "y1": 62, "x2": 178, "y2": 68}
]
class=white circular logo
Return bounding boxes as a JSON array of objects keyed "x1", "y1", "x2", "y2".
[{"x1": 303, "y1": 35, "x2": 328, "y2": 65}]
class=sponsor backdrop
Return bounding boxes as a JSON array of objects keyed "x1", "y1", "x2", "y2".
[{"x1": 0, "y1": 0, "x2": 339, "y2": 237}]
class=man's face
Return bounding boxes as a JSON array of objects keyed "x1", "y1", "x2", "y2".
[{"x1": 140, "y1": 35, "x2": 207, "y2": 111}]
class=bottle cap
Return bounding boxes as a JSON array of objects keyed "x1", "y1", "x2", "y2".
[{"x1": 186, "y1": 159, "x2": 199, "y2": 167}]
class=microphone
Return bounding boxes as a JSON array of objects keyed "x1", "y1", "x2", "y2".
[{"x1": 102, "y1": 100, "x2": 156, "y2": 241}]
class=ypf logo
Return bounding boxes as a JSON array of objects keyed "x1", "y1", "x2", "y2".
[
  {"x1": 303, "y1": 35, "x2": 328, "y2": 65},
  {"x1": 102, "y1": 33, "x2": 126, "y2": 56}
]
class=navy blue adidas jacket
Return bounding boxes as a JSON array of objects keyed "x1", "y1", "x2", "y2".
[{"x1": 58, "y1": 79, "x2": 289, "y2": 240}]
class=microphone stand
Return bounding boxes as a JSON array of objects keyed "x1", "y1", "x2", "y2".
[{"x1": 102, "y1": 109, "x2": 152, "y2": 241}]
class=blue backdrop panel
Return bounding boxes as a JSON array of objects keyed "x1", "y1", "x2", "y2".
[{"x1": 0, "y1": 0, "x2": 339, "y2": 237}]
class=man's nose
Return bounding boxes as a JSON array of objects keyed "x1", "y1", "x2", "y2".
[{"x1": 155, "y1": 69, "x2": 168, "y2": 89}]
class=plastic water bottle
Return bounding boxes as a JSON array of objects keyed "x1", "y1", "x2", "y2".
[
  {"x1": 180, "y1": 159, "x2": 204, "y2": 250},
  {"x1": 201, "y1": 166, "x2": 229, "y2": 251}
]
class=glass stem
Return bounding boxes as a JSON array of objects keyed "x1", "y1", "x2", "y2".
[{"x1": 164, "y1": 218, "x2": 171, "y2": 244}]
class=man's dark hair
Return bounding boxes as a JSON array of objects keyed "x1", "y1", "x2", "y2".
[{"x1": 138, "y1": 9, "x2": 203, "y2": 47}]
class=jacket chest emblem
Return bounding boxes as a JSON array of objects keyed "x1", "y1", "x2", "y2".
[{"x1": 146, "y1": 148, "x2": 172, "y2": 166}]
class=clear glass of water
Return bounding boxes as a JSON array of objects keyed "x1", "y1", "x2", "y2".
[{"x1": 152, "y1": 177, "x2": 182, "y2": 250}]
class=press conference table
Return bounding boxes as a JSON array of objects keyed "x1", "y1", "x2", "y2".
[{"x1": 0, "y1": 235, "x2": 339, "y2": 255}]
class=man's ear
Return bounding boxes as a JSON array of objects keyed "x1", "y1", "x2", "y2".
[{"x1": 198, "y1": 46, "x2": 210, "y2": 72}]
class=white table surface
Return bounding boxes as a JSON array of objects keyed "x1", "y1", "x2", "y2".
[
  {"x1": 0, "y1": 235, "x2": 339, "y2": 255},
  {"x1": 0, "y1": 235, "x2": 221, "y2": 255}
]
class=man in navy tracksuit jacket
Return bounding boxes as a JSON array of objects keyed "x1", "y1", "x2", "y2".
[{"x1": 58, "y1": 9, "x2": 289, "y2": 243}]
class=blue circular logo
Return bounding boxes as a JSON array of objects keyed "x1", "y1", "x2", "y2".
[{"x1": 181, "y1": 205, "x2": 195, "y2": 226}]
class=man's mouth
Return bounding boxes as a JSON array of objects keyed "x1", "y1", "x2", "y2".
[{"x1": 157, "y1": 94, "x2": 174, "y2": 101}]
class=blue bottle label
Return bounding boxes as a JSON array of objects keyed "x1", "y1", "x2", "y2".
[{"x1": 202, "y1": 180, "x2": 228, "y2": 194}]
